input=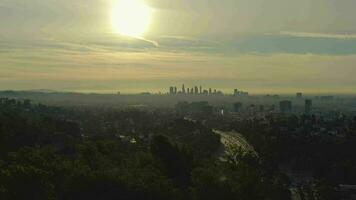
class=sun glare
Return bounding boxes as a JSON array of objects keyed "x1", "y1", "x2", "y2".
[{"x1": 111, "y1": 0, "x2": 152, "y2": 37}]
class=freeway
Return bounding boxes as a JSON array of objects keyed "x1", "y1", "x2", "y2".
[
  {"x1": 213, "y1": 129, "x2": 258, "y2": 160},
  {"x1": 214, "y1": 129, "x2": 307, "y2": 200}
]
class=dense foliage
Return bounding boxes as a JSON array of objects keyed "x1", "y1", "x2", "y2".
[{"x1": 0, "y1": 98, "x2": 289, "y2": 200}]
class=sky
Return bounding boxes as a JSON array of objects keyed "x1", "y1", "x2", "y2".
[{"x1": 1, "y1": 0, "x2": 356, "y2": 94}]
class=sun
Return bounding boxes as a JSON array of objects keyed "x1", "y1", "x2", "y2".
[{"x1": 111, "y1": 0, "x2": 152, "y2": 37}]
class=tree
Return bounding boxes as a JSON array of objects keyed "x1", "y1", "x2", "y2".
[{"x1": 150, "y1": 135, "x2": 192, "y2": 188}]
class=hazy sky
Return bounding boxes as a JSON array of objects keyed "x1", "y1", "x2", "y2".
[{"x1": 1, "y1": 0, "x2": 356, "y2": 94}]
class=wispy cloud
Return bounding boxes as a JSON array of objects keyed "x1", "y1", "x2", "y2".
[
  {"x1": 136, "y1": 36, "x2": 159, "y2": 47},
  {"x1": 279, "y1": 31, "x2": 356, "y2": 40}
]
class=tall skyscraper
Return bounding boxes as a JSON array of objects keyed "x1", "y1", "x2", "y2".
[
  {"x1": 194, "y1": 86, "x2": 199, "y2": 94},
  {"x1": 305, "y1": 99, "x2": 312, "y2": 114},
  {"x1": 199, "y1": 86, "x2": 202, "y2": 94},
  {"x1": 174, "y1": 87, "x2": 177, "y2": 94},
  {"x1": 279, "y1": 101, "x2": 292, "y2": 113},
  {"x1": 209, "y1": 88, "x2": 212, "y2": 95},
  {"x1": 182, "y1": 84, "x2": 186, "y2": 94},
  {"x1": 169, "y1": 86, "x2": 174, "y2": 94}
]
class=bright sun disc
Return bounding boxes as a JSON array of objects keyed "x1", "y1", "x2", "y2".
[{"x1": 111, "y1": 0, "x2": 152, "y2": 37}]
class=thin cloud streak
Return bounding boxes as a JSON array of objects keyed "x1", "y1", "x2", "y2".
[
  {"x1": 136, "y1": 36, "x2": 159, "y2": 47},
  {"x1": 279, "y1": 31, "x2": 356, "y2": 40}
]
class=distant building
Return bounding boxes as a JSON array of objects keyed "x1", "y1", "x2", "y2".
[
  {"x1": 23, "y1": 99, "x2": 31, "y2": 107},
  {"x1": 141, "y1": 92, "x2": 151, "y2": 95},
  {"x1": 233, "y1": 102, "x2": 243, "y2": 112},
  {"x1": 296, "y1": 92, "x2": 303, "y2": 99},
  {"x1": 199, "y1": 86, "x2": 202, "y2": 94},
  {"x1": 305, "y1": 99, "x2": 312, "y2": 114},
  {"x1": 234, "y1": 89, "x2": 238, "y2": 95},
  {"x1": 174, "y1": 87, "x2": 177, "y2": 94},
  {"x1": 234, "y1": 89, "x2": 249, "y2": 96},
  {"x1": 259, "y1": 105, "x2": 265, "y2": 112},
  {"x1": 209, "y1": 88, "x2": 212, "y2": 95},
  {"x1": 194, "y1": 86, "x2": 199, "y2": 94},
  {"x1": 182, "y1": 84, "x2": 186, "y2": 94},
  {"x1": 220, "y1": 107, "x2": 225, "y2": 116},
  {"x1": 279, "y1": 100, "x2": 292, "y2": 113},
  {"x1": 190, "y1": 101, "x2": 213, "y2": 115},
  {"x1": 320, "y1": 96, "x2": 334, "y2": 101},
  {"x1": 249, "y1": 104, "x2": 256, "y2": 114},
  {"x1": 169, "y1": 86, "x2": 174, "y2": 94},
  {"x1": 175, "y1": 101, "x2": 190, "y2": 115}
]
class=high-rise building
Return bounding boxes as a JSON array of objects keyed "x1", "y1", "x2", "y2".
[
  {"x1": 174, "y1": 87, "x2": 177, "y2": 94},
  {"x1": 199, "y1": 86, "x2": 202, "y2": 94},
  {"x1": 169, "y1": 86, "x2": 174, "y2": 94},
  {"x1": 305, "y1": 99, "x2": 312, "y2": 114},
  {"x1": 234, "y1": 89, "x2": 238, "y2": 95},
  {"x1": 194, "y1": 86, "x2": 199, "y2": 94},
  {"x1": 209, "y1": 88, "x2": 212, "y2": 95},
  {"x1": 182, "y1": 84, "x2": 186, "y2": 94},
  {"x1": 279, "y1": 101, "x2": 292, "y2": 113}
]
